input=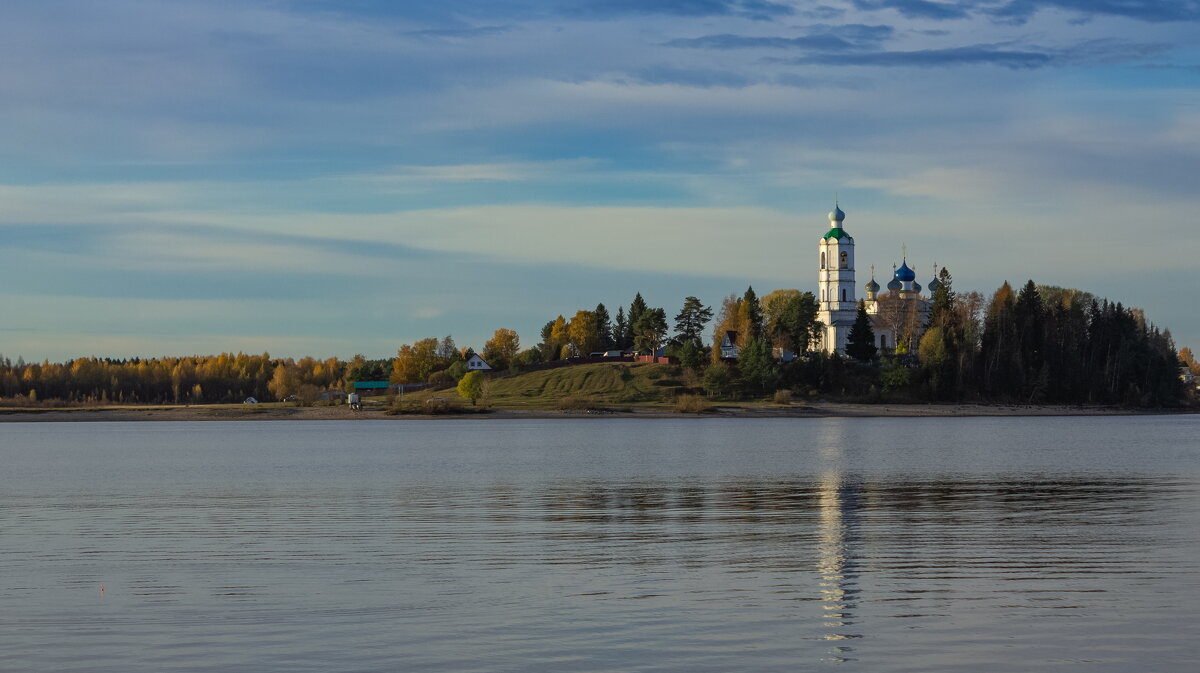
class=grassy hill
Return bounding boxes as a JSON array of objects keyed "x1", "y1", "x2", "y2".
[{"x1": 403, "y1": 362, "x2": 692, "y2": 410}]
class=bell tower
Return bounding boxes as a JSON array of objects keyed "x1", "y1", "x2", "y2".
[{"x1": 816, "y1": 203, "x2": 857, "y2": 353}]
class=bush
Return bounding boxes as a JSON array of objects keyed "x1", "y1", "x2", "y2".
[
  {"x1": 555, "y1": 395, "x2": 602, "y2": 411},
  {"x1": 386, "y1": 396, "x2": 489, "y2": 415},
  {"x1": 427, "y1": 370, "x2": 455, "y2": 389},
  {"x1": 773, "y1": 389, "x2": 792, "y2": 405},
  {"x1": 446, "y1": 360, "x2": 468, "y2": 381},
  {"x1": 457, "y1": 371, "x2": 484, "y2": 405},
  {"x1": 702, "y1": 362, "x2": 735, "y2": 399},
  {"x1": 675, "y1": 394, "x2": 714, "y2": 413},
  {"x1": 880, "y1": 358, "x2": 912, "y2": 391}
]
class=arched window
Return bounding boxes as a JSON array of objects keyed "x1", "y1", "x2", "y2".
[
  {"x1": 820, "y1": 252, "x2": 825, "y2": 269},
  {"x1": 880, "y1": 334, "x2": 888, "y2": 348},
  {"x1": 839, "y1": 251, "x2": 848, "y2": 269},
  {"x1": 841, "y1": 289, "x2": 847, "y2": 302}
]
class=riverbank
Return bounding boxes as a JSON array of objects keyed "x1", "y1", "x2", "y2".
[{"x1": 0, "y1": 402, "x2": 1193, "y2": 422}]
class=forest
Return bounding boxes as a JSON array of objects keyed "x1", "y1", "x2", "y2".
[{"x1": 1, "y1": 275, "x2": 1194, "y2": 408}]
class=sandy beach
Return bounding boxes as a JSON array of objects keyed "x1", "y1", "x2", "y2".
[{"x1": 0, "y1": 402, "x2": 1192, "y2": 422}]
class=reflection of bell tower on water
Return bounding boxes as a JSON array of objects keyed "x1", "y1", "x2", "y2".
[{"x1": 816, "y1": 468, "x2": 863, "y2": 660}]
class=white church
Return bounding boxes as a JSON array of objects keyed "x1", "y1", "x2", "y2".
[{"x1": 816, "y1": 204, "x2": 940, "y2": 354}]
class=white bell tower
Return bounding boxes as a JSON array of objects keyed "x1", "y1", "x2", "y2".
[{"x1": 816, "y1": 203, "x2": 857, "y2": 353}]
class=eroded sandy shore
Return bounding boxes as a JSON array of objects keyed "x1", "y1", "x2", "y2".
[{"x1": 0, "y1": 402, "x2": 1192, "y2": 422}]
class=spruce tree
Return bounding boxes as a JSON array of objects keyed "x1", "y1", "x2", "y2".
[
  {"x1": 742, "y1": 286, "x2": 764, "y2": 341},
  {"x1": 1014, "y1": 279, "x2": 1045, "y2": 397},
  {"x1": 628, "y1": 293, "x2": 648, "y2": 327},
  {"x1": 594, "y1": 303, "x2": 612, "y2": 350},
  {"x1": 845, "y1": 300, "x2": 878, "y2": 362},
  {"x1": 613, "y1": 307, "x2": 628, "y2": 350}
]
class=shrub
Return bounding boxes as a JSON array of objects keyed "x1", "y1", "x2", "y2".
[
  {"x1": 386, "y1": 396, "x2": 487, "y2": 415},
  {"x1": 880, "y1": 359, "x2": 912, "y2": 391},
  {"x1": 556, "y1": 395, "x2": 601, "y2": 411},
  {"x1": 457, "y1": 371, "x2": 484, "y2": 405},
  {"x1": 675, "y1": 394, "x2": 713, "y2": 413},
  {"x1": 427, "y1": 370, "x2": 455, "y2": 389},
  {"x1": 446, "y1": 360, "x2": 468, "y2": 381},
  {"x1": 773, "y1": 389, "x2": 792, "y2": 405}
]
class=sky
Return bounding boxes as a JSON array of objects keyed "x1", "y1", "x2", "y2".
[{"x1": 2, "y1": 0, "x2": 1198, "y2": 361}]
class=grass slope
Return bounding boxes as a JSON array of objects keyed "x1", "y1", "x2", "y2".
[{"x1": 412, "y1": 362, "x2": 689, "y2": 410}]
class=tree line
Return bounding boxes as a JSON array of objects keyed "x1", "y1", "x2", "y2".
[{"x1": 1, "y1": 277, "x2": 1192, "y2": 407}]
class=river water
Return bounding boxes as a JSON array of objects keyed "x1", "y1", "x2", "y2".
[{"x1": 2, "y1": 416, "x2": 1198, "y2": 671}]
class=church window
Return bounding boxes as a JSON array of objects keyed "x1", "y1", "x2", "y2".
[
  {"x1": 839, "y1": 251, "x2": 848, "y2": 269},
  {"x1": 880, "y1": 334, "x2": 888, "y2": 348},
  {"x1": 841, "y1": 289, "x2": 847, "y2": 302},
  {"x1": 821, "y1": 252, "x2": 825, "y2": 269}
]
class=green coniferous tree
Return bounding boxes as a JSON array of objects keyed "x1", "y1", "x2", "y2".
[
  {"x1": 628, "y1": 293, "x2": 648, "y2": 327},
  {"x1": 594, "y1": 303, "x2": 613, "y2": 350},
  {"x1": 613, "y1": 307, "x2": 628, "y2": 350},
  {"x1": 774, "y1": 292, "x2": 821, "y2": 354},
  {"x1": 737, "y1": 337, "x2": 776, "y2": 392},
  {"x1": 742, "y1": 286, "x2": 764, "y2": 341},
  {"x1": 845, "y1": 300, "x2": 878, "y2": 362},
  {"x1": 627, "y1": 294, "x2": 648, "y2": 349},
  {"x1": 673, "y1": 296, "x2": 713, "y2": 348},
  {"x1": 1014, "y1": 279, "x2": 1045, "y2": 400},
  {"x1": 632, "y1": 307, "x2": 668, "y2": 355},
  {"x1": 980, "y1": 281, "x2": 1019, "y2": 398}
]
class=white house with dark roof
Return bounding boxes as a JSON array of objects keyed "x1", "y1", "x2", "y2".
[{"x1": 466, "y1": 354, "x2": 492, "y2": 371}]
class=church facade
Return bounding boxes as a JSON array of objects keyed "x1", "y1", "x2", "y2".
[{"x1": 815, "y1": 205, "x2": 936, "y2": 355}]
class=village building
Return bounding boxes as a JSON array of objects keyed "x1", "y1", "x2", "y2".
[
  {"x1": 466, "y1": 354, "x2": 492, "y2": 371},
  {"x1": 719, "y1": 331, "x2": 739, "y2": 360}
]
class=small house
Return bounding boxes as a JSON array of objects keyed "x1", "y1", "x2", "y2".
[
  {"x1": 354, "y1": 381, "x2": 391, "y2": 396},
  {"x1": 466, "y1": 354, "x2": 492, "y2": 371},
  {"x1": 720, "y1": 331, "x2": 739, "y2": 359}
]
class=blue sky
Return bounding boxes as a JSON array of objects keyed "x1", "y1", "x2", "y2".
[{"x1": 2, "y1": 0, "x2": 1198, "y2": 361}]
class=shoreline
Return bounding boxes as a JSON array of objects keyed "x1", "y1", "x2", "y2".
[{"x1": 0, "y1": 402, "x2": 1194, "y2": 422}]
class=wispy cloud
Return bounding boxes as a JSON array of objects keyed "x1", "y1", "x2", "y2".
[
  {"x1": 781, "y1": 43, "x2": 1054, "y2": 68},
  {"x1": 770, "y1": 38, "x2": 1166, "y2": 69},
  {"x1": 851, "y1": 0, "x2": 971, "y2": 21},
  {"x1": 573, "y1": 0, "x2": 794, "y2": 19},
  {"x1": 983, "y1": 0, "x2": 1200, "y2": 24}
]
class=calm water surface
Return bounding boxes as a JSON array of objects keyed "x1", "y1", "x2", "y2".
[{"x1": 2, "y1": 416, "x2": 1198, "y2": 671}]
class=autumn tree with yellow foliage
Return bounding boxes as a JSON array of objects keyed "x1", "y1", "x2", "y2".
[{"x1": 483, "y1": 328, "x2": 520, "y2": 370}]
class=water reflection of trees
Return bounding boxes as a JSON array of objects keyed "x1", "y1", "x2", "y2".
[
  {"x1": 465, "y1": 476, "x2": 1172, "y2": 661},
  {"x1": 518, "y1": 476, "x2": 1167, "y2": 576},
  {"x1": 529, "y1": 477, "x2": 1164, "y2": 528}
]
